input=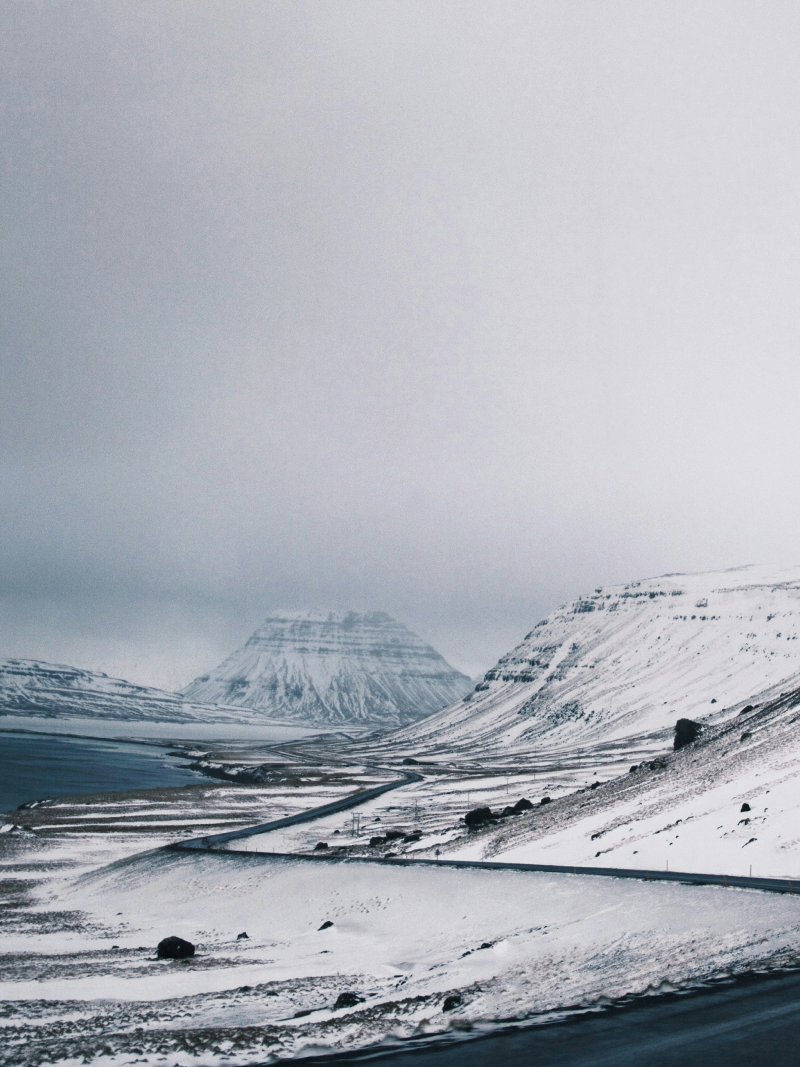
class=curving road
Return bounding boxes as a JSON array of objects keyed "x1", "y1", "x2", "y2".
[
  {"x1": 171, "y1": 766, "x2": 800, "y2": 896},
  {"x1": 167, "y1": 766, "x2": 800, "y2": 1065},
  {"x1": 171, "y1": 767, "x2": 422, "y2": 849}
]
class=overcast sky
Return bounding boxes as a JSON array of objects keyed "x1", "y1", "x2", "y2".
[{"x1": 3, "y1": 1, "x2": 800, "y2": 687}]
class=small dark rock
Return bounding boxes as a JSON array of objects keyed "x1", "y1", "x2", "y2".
[
  {"x1": 513, "y1": 798, "x2": 533, "y2": 811},
  {"x1": 539, "y1": 796, "x2": 552, "y2": 805},
  {"x1": 711, "y1": 698, "x2": 717, "y2": 704},
  {"x1": 314, "y1": 842, "x2": 329, "y2": 850},
  {"x1": 740, "y1": 705, "x2": 755, "y2": 715},
  {"x1": 741, "y1": 803, "x2": 751, "y2": 813},
  {"x1": 465, "y1": 807, "x2": 493, "y2": 828},
  {"x1": 334, "y1": 991, "x2": 363, "y2": 1010},
  {"x1": 442, "y1": 994, "x2": 462, "y2": 1012},
  {"x1": 383, "y1": 852, "x2": 397, "y2": 859},
  {"x1": 369, "y1": 836, "x2": 386, "y2": 847},
  {"x1": 741, "y1": 732, "x2": 752, "y2": 742},
  {"x1": 156, "y1": 936, "x2": 195, "y2": 960},
  {"x1": 479, "y1": 942, "x2": 492, "y2": 949},
  {"x1": 384, "y1": 830, "x2": 405, "y2": 840},
  {"x1": 649, "y1": 759, "x2": 667, "y2": 770},
  {"x1": 500, "y1": 806, "x2": 516, "y2": 817},
  {"x1": 238, "y1": 985, "x2": 252, "y2": 992},
  {"x1": 294, "y1": 1009, "x2": 313, "y2": 1018},
  {"x1": 318, "y1": 921, "x2": 334, "y2": 930},
  {"x1": 333, "y1": 830, "x2": 340, "y2": 835},
  {"x1": 402, "y1": 757, "x2": 419, "y2": 765},
  {"x1": 629, "y1": 766, "x2": 638, "y2": 773},
  {"x1": 236, "y1": 931, "x2": 249, "y2": 940},
  {"x1": 674, "y1": 718, "x2": 702, "y2": 750},
  {"x1": 404, "y1": 833, "x2": 421, "y2": 842},
  {"x1": 590, "y1": 781, "x2": 600, "y2": 790}
]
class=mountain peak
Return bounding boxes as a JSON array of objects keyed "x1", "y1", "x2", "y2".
[{"x1": 182, "y1": 610, "x2": 471, "y2": 727}]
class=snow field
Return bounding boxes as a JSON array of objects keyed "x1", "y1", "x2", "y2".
[{"x1": 5, "y1": 849, "x2": 800, "y2": 1064}]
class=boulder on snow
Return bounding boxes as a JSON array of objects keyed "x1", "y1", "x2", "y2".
[
  {"x1": 442, "y1": 994, "x2": 462, "y2": 1012},
  {"x1": 318, "y1": 920, "x2": 334, "y2": 930},
  {"x1": 513, "y1": 798, "x2": 533, "y2": 811},
  {"x1": 334, "y1": 991, "x2": 363, "y2": 1010},
  {"x1": 314, "y1": 841, "x2": 329, "y2": 850},
  {"x1": 369, "y1": 835, "x2": 386, "y2": 846},
  {"x1": 156, "y1": 936, "x2": 195, "y2": 960},
  {"x1": 741, "y1": 802, "x2": 751, "y2": 812},
  {"x1": 384, "y1": 829, "x2": 405, "y2": 840},
  {"x1": 465, "y1": 807, "x2": 493, "y2": 828},
  {"x1": 674, "y1": 718, "x2": 702, "y2": 750},
  {"x1": 539, "y1": 796, "x2": 552, "y2": 805},
  {"x1": 236, "y1": 931, "x2": 249, "y2": 940}
]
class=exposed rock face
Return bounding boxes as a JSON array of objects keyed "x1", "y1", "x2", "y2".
[{"x1": 181, "y1": 611, "x2": 471, "y2": 727}]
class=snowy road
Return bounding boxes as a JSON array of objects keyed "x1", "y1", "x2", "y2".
[
  {"x1": 312, "y1": 970, "x2": 800, "y2": 1067},
  {"x1": 179, "y1": 765, "x2": 800, "y2": 897}
]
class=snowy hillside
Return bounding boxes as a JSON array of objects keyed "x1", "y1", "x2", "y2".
[
  {"x1": 444, "y1": 678, "x2": 800, "y2": 880},
  {"x1": 182, "y1": 611, "x2": 471, "y2": 727},
  {"x1": 388, "y1": 565, "x2": 800, "y2": 757},
  {"x1": 0, "y1": 659, "x2": 262, "y2": 725}
]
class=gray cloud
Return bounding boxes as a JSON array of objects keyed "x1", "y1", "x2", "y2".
[{"x1": 3, "y1": 1, "x2": 800, "y2": 685}]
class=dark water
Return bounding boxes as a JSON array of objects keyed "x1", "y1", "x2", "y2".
[{"x1": 0, "y1": 731, "x2": 208, "y2": 813}]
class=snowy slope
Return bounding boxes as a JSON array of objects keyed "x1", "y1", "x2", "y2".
[
  {"x1": 0, "y1": 659, "x2": 266, "y2": 725},
  {"x1": 182, "y1": 610, "x2": 471, "y2": 727},
  {"x1": 387, "y1": 565, "x2": 800, "y2": 758},
  {"x1": 6, "y1": 846, "x2": 800, "y2": 1065},
  {"x1": 444, "y1": 680, "x2": 800, "y2": 880}
]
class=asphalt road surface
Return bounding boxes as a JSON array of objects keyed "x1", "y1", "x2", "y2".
[{"x1": 312, "y1": 971, "x2": 800, "y2": 1067}]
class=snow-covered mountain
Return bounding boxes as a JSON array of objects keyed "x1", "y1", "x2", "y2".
[
  {"x1": 181, "y1": 610, "x2": 472, "y2": 727},
  {"x1": 387, "y1": 564, "x2": 800, "y2": 758},
  {"x1": 0, "y1": 659, "x2": 258, "y2": 724}
]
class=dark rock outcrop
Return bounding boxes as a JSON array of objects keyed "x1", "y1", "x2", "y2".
[
  {"x1": 156, "y1": 936, "x2": 195, "y2": 959},
  {"x1": 334, "y1": 991, "x2": 363, "y2": 1010},
  {"x1": 674, "y1": 718, "x2": 702, "y2": 750},
  {"x1": 465, "y1": 806, "x2": 493, "y2": 828}
]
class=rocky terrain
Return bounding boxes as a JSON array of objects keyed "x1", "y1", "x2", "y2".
[{"x1": 182, "y1": 610, "x2": 471, "y2": 727}]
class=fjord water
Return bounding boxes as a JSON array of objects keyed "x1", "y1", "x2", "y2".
[{"x1": 0, "y1": 732, "x2": 208, "y2": 813}]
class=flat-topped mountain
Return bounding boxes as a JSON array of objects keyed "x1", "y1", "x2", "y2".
[
  {"x1": 181, "y1": 610, "x2": 472, "y2": 727},
  {"x1": 387, "y1": 564, "x2": 800, "y2": 757}
]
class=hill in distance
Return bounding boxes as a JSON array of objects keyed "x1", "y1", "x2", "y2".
[
  {"x1": 0, "y1": 659, "x2": 256, "y2": 725},
  {"x1": 181, "y1": 610, "x2": 472, "y2": 728}
]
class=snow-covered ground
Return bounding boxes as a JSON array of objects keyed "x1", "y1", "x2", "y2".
[
  {"x1": 5, "y1": 846, "x2": 800, "y2": 1066},
  {"x1": 435, "y1": 682, "x2": 800, "y2": 880}
]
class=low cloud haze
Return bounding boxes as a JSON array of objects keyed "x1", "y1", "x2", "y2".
[{"x1": 3, "y1": 2, "x2": 800, "y2": 687}]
